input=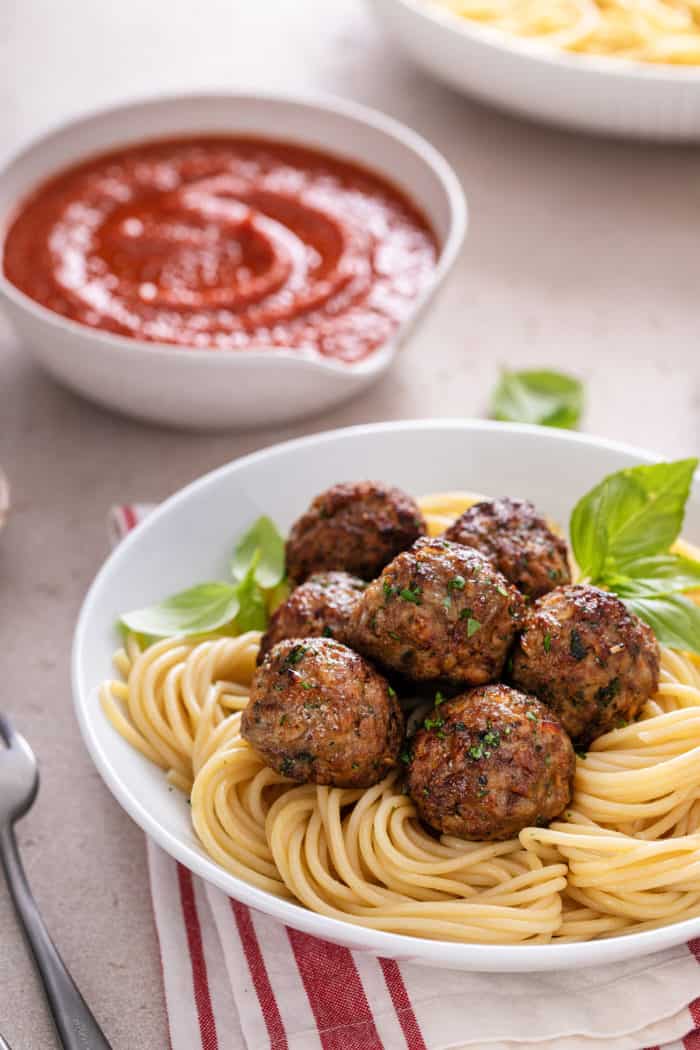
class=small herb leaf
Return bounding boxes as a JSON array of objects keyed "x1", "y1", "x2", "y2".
[
  {"x1": 491, "y1": 369, "x2": 584, "y2": 430},
  {"x1": 232, "y1": 515, "x2": 285, "y2": 589},
  {"x1": 570, "y1": 459, "x2": 698, "y2": 577},
  {"x1": 120, "y1": 582, "x2": 240, "y2": 638},
  {"x1": 235, "y1": 562, "x2": 269, "y2": 632},
  {"x1": 622, "y1": 593, "x2": 700, "y2": 656}
]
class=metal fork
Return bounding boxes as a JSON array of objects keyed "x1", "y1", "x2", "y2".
[{"x1": 0, "y1": 714, "x2": 113, "y2": 1050}]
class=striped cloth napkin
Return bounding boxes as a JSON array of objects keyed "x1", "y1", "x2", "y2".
[{"x1": 111, "y1": 504, "x2": 700, "y2": 1050}]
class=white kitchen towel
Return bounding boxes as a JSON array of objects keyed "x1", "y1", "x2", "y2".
[{"x1": 112, "y1": 502, "x2": 700, "y2": 1050}]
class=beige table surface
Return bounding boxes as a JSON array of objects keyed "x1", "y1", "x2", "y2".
[{"x1": 1, "y1": 2, "x2": 699, "y2": 1047}]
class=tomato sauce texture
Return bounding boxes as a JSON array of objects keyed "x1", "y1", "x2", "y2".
[{"x1": 3, "y1": 136, "x2": 438, "y2": 362}]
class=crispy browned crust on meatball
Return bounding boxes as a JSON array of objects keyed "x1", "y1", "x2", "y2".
[
  {"x1": 241, "y1": 637, "x2": 404, "y2": 788},
  {"x1": 510, "y1": 584, "x2": 660, "y2": 748},
  {"x1": 258, "y1": 572, "x2": 366, "y2": 663},
  {"x1": 347, "y1": 536, "x2": 525, "y2": 685},
  {"x1": 444, "y1": 497, "x2": 571, "y2": 599},
  {"x1": 407, "y1": 684, "x2": 575, "y2": 841},
  {"x1": 285, "y1": 481, "x2": 426, "y2": 584}
]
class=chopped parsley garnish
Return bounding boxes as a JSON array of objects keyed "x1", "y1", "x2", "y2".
[
  {"x1": 387, "y1": 685, "x2": 397, "y2": 698},
  {"x1": 496, "y1": 584, "x2": 509, "y2": 597},
  {"x1": 482, "y1": 729, "x2": 500, "y2": 748},
  {"x1": 467, "y1": 617, "x2": 481, "y2": 638},
  {"x1": 284, "y1": 644, "x2": 307, "y2": 667},
  {"x1": 383, "y1": 579, "x2": 395, "y2": 600},
  {"x1": 400, "y1": 750, "x2": 412, "y2": 764},
  {"x1": 435, "y1": 690, "x2": 445, "y2": 706},
  {"x1": 543, "y1": 632, "x2": 552, "y2": 654},
  {"x1": 399, "y1": 586, "x2": 422, "y2": 604},
  {"x1": 279, "y1": 714, "x2": 287, "y2": 726},
  {"x1": 448, "y1": 575, "x2": 466, "y2": 591},
  {"x1": 301, "y1": 680, "x2": 314, "y2": 690},
  {"x1": 526, "y1": 710, "x2": 538, "y2": 722},
  {"x1": 424, "y1": 715, "x2": 445, "y2": 731},
  {"x1": 322, "y1": 625, "x2": 333, "y2": 637},
  {"x1": 351, "y1": 762, "x2": 359, "y2": 771},
  {"x1": 468, "y1": 744, "x2": 484, "y2": 761},
  {"x1": 388, "y1": 630, "x2": 401, "y2": 642}
]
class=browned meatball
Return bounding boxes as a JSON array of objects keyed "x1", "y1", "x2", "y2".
[
  {"x1": 258, "y1": 572, "x2": 365, "y2": 662},
  {"x1": 510, "y1": 584, "x2": 660, "y2": 748},
  {"x1": 407, "y1": 684, "x2": 575, "y2": 841},
  {"x1": 444, "y1": 497, "x2": 571, "y2": 599},
  {"x1": 285, "y1": 481, "x2": 425, "y2": 584},
  {"x1": 347, "y1": 536, "x2": 524, "y2": 685},
  {"x1": 241, "y1": 637, "x2": 404, "y2": 788}
]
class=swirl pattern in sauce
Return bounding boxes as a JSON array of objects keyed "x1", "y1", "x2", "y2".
[{"x1": 3, "y1": 137, "x2": 438, "y2": 362}]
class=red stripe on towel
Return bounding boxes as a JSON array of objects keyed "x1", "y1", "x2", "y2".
[
  {"x1": 230, "y1": 900, "x2": 289, "y2": 1049},
  {"x1": 379, "y1": 958, "x2": 427, "y2": 1050},
  {"x1": 287, "y1": 927, "x2": 384, "y2": 1050},
  {"x1": 177, "y1": 864, "x2": 219, "y2": 1050}
]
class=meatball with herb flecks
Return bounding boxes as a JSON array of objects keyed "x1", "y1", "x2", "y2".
[
  {"x1": 258, "y1": 571, "x2": 365, "y2": 662},
  {"x1": 444, "y1": 497, "x2": 570, "y2": 599},
  {"x1": 285, "y1": 481, "x2": 425, "y2": 584},
  {"x1": 510, "y1": 584, "x2": 660, "y2": 747},
  {"x1": 241, "y1": 637, "x2": 404, "y2": 787},
  {"x1": 347, "y1": 536, "x2": 524, "y2": 685},
  {"x1": 407, "y1": 684, "x2": 575, "y2": 841}
]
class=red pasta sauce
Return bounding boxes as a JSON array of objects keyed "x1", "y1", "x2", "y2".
[{"x1": 3, "y1": 136, "x2": 438, "y2": 362}]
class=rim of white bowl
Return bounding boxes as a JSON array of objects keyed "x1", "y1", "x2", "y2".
[
  {"x1": 72, "y1": 419, "x2": 700, "y2": 969},
  {"x1": 0, "y1": 90, "x2": 467, "y2": 378},
  {"x1": 386, "y1": 0, "x2": 700, "y2": 81}
]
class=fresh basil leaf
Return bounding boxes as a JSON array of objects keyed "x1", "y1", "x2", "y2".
[
  {"x1": 235, "y1": 564, "x2": 269, "y2": 632},
  {"x1": 622, "y1": 593, "x2": 700, "y2": 656},
  {"x1": 570, "y1": 459, "x2": 698, "y2": 578},
  {"x1": 232, "y1": 516, "x2": 285, "y2": 589},
  {"x1": 120, "y1": 582, "x2": 240, "y2": 638},
  {"x1": 491, "y1": 369, "x2": 583, "y2": 429},
  {"x1": 611, "y1": 554, "x2": 700, "y2": 596}
]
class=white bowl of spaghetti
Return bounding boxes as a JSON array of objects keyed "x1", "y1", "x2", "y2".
[
  {"x1": 72, "y1": 420, "x2": 700, "y2": 971},
  {"x1": 370, "y1": 0, "x2": 700, "y2": 139}
]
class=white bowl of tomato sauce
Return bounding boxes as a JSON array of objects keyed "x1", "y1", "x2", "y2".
[{"x1": 0, "y1": 93, "x2": 466, "y2": 429}]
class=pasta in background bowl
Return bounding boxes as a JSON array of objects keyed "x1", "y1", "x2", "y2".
[
  {"x1": 72, "y1": 420, "x2": 700, "y2": 972},
  {"x1": 370, "y1": 0, "x2": 700, "y2": 140}
]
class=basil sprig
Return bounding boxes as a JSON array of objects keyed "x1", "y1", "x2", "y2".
[
  {"x1": 491, "y1": 369, "x2": 584, "y2": 429},
  {"x1": 569, "y1": 458, "x2": 700, "y2": 654},
  {"x1": 120, "y1": 515, "x2": 285, "y2": 639}
]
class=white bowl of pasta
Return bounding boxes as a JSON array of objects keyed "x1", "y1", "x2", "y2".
[
  {"x1": 370, "y1": 0, "x2": 700, "y2": 140},
  {"x1": 72, "y1": 419, "x2": 700, "y2": 971}
]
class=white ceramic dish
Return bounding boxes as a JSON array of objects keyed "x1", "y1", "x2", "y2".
[
  {"x1": 0, "y1": 94, "x2": 466, "y2": 430},
  {"x1": 371, "y1": 0, "x2": 700, "y2": 140},
  {"x1": 73, "y1": 419, "x2": 700, "y2": 972}
]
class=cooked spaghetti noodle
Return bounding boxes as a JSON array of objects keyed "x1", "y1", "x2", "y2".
[
  {"x1": 100, "y1": 493, "x2": 700, "y2": 944},
  {"x1": 432, "y1": 0, "x2": 700, "y2": 65}
]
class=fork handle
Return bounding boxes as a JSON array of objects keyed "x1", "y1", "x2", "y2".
[{"x1": 0, "y1": 824, "x2": 113, "y2": 1050}]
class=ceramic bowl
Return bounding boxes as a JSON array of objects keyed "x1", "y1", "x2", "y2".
[
  {"x1": 0, "y1": 93, "x2": 466, "y2": 429},
  {"x1": 73, "y1": 419, "x2": 700, "y2": 971},
  {"x1": 371, "y1": 0, "x2": 700, "y2": 140}
]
